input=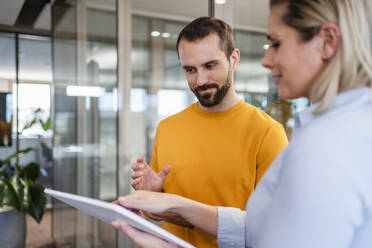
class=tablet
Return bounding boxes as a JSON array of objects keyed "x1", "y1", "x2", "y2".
[{"x1": 45, "y1": 188, "x2": 195, "y2": 248}]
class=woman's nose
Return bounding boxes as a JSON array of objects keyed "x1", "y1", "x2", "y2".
[{"x1": 261, "y1": 49, "x2": 274, "y2": 70}]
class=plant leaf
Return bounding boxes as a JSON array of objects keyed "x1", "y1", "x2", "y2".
[
  {"x1": 39, "y1": 118, "x2": 51, "y2": 132},
  {"x1": 34, "y1": 108, "x2": 42, "y2": 114},
  {"x1": 23, "y1": 119, "x2": 37, "y2": 131},
  {"x1": 0, "y1": 180, "x2": 4, "y2": 207},
  {"x1": 27, "y1": 183, "x2": 46, "y2": 223},
  {"x1": 21, "y1": 162, "x2": 40, "y2": 181},
  {"x1": 0, "y1": 178, "x2": 20, "y2": 210},
  {"x1": 3, "y1": 148, "x2": 33, "y2": 164},
  {"x1": 10, "y1": 176, "x2": 28, "y2": 213},
  {"x1": 45, "y1": 117, "x2": 51, "y2": 130}
]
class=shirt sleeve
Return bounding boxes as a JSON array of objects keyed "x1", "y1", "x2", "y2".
[
  {"x1": 217, "y1": 207, "x2": 247, "y2": 248},
  {"x1": 256, "y1": 122, "x2": 288, "y2": 186}
]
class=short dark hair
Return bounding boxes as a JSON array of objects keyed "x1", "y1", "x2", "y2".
[{"x1": 176, "y1": 17, "x2": 235, "y2": 60}]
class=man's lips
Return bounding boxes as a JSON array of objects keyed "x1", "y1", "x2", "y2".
[{"x1": 198, "y1": 88, "x2": 216, "y2": 95}]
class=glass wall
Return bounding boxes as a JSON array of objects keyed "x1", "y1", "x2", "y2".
[
  {"x1": 17, "y1": 35, "x2": 53, "y2": 190},
  {"x1": 230, "y1": 0, "x2": 309, "y2": 138},
  {"x1": 0, "y1": 33, "x2": 54, "y2": 188},
  {"x1": 52, "y1": 0, "x2": 118, "y2": 247},
  {"x1": 0, "y1": 33, "x2": 16, "y2": 159},
  {"x1": 130, "y1": 0, "x2": 209, "y2": 162}
]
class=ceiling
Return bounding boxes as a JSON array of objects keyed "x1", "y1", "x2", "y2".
[
  {"x1": 0, "y1": 0, "x2": 270, "y2": 84},
  {"x1": 0, "y1": 0, "x2": 54, "y2": 32},
  {"x1": 0, "y1": 0, "x2": 269, "y2": 34},
  {"x1": 131, "y1": 0, "x2": 269, "y2": 32}
]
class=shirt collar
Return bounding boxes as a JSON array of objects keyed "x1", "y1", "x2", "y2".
[{"x1": 295, "y1": 86, "x2": 372, "y2": 129}]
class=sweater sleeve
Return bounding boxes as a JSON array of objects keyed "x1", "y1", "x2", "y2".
[
  {"x1": 150, "y1": 122, "x2": 161, "y2": 173},
  {"x1": 255, "y1": 122, "x2": 288, "y2": 186}
]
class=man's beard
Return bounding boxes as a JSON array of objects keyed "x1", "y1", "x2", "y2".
[{"x1": 191, "y1": 69, "x2": 232, "y2": 107}]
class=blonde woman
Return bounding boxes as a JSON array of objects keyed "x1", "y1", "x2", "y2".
[{"x1": 112, "y1": 0, "x2": 372, "y2": 247}]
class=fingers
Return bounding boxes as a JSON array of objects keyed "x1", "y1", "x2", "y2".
[
  {"x1": 158, "y1": 165, "x2": 171, "y2": 180},
  {"x1": 118, "y1": 191, "x2": 148, "y2": 209},
  {"x1": 147, "y1": 212, "x2": 165, "y2": 221},
  {"x1": 137, "y1": 156, "x2": 144, "y2": 163},
  {"x1": 132, "y1": 156, "x2": 149, "y2": 170},
  {"x1": 131, "y1": 161, "x2": 144, "y2": 171},
  {"x1": 131, "y1": 170, "x2": 144, "y2": 180},
  {"x1": 112, "y1": 221, "x2": 143, "y2": 244},
  {"x1": 131, "y1": 177, "x2": 142, "y2": 189},
  {"x1": 112, "y1": 220, "x2": 178, "y2": 248}
]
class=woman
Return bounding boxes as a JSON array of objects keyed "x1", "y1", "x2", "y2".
[{"x1": 112, "y1": 0, "x2": 372, "y2": 247}]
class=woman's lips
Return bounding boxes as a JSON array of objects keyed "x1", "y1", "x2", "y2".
[{"x1": 272, "y1": 75, "x2": 282, "y2": 85}]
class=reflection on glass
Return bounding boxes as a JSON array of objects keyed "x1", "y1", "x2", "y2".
[
  {"x1": 157, "y1": 89, "x2": 191, "y2": 118},
  {"x1": 17, "y1": 35, "x2": 53, "y2": 200},
  {"x1": 0, "y1": 33, "x2": 15, "y2": 152},
  {"x1": 52, "y1": 0, "x2": 118, "y2": 247},
  {"x1": 0, "y1": 91, "x2": 12, "y2": 147},
  {"x1": 131, "y1": 11, "x2": 206, "y2": 162}
]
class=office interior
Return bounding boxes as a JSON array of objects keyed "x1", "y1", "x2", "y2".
[{"x1": 0, "y1": 0, "x2": 308, "y2": 247}]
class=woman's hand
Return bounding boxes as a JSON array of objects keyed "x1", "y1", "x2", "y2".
[
  {"x1": 118, "y1": 190, "x2": 183, "y2": 214},
  {"x1": 117, "y1": 191, "x2": 193, "y2": 227},
  {"x1": 116, "y1": 190, "x2": 218, "y2": 236},
  {"x1": 112, "y1": 220, "x2": 180, "y2": 248}
]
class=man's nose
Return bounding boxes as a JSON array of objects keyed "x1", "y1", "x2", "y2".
[{"x1": 196, "y1": 70, "x2": 209, "y2": 86}]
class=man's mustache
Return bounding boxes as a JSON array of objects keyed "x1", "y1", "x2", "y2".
[{"x1": 195, "y1": 84, "x2": 219, "y2": 92}]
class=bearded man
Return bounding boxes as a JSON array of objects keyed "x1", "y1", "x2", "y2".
[{"x1": 130, "y1": 17, "x2": 288, "y2": 248}]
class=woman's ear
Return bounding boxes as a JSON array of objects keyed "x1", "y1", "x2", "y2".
[{"x1": 318, "y1": 22, "x2": 341, "y2": 61}]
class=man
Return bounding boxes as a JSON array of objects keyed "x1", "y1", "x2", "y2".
[{"x1": 130, "y1": 17, "x2": 288, "y2": 247}]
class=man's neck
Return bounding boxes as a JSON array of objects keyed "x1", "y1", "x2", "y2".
[{"x1": 197, "y1": 89, "x2": 240, "y2": 113}]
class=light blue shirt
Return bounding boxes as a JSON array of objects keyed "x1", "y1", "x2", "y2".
[{"x1": 217, "y1": 87, "x2": 372, "y2": 248}]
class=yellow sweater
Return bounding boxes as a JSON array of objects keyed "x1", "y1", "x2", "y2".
[{"x1": 151, "y1": 100, "x2": 288, "y2": 247}]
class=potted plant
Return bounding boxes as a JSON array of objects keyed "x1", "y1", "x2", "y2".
[
  {"x1": 22, "y1": 108, "x2": 52, "y2": 178},
  {"x1": 0, "y1": 148, "x2": 47, "y2": 247}
]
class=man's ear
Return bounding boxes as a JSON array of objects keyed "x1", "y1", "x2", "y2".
[
  {"x1": 318, "y1": 22, "x2": 341, "y2": 61},
  {"x1": 230, "y1": 48, "x2": 240, "y2": 69}
]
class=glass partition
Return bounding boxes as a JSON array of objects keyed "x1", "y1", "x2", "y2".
[
  {"x1": 232, "y1": 0, "x2": 309, "y2": 139},
  {"x1": 17, "y1": 35, "x2": 53, "y2": 189},
  {"x1": 52, "y1": 0, "x2": 118, "y2": 247},
  {"x1": 0, "y1": 33, "x2": 15, "y2": 157},
  {"x1": 130, "y1": 0, "x2": 209, "y2": 162}
]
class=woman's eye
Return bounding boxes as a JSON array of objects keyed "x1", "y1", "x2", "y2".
[{"x1": 271, "y1": 41, "x2": 280, "y2": 49}]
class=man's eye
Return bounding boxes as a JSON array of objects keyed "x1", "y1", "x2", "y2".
[
  {"x1": 206, "y1": 63, "x2": 216, "y2": 69},
  {"x1": 185, "y1": 68, "x2": 195, "y2": 73}
]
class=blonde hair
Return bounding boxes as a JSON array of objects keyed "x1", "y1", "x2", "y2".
[{"x1": 270, "y1": 0, "x2": 372, "y2": 113}]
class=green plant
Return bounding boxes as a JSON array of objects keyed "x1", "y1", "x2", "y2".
[
  {"x1": 0, "y1": 108, "x2": 50, "y2": 222},
  {"x1": 0, "y1": 148, "x2": 46, "y2": 223},
  {"x1": 23, "y1": 108, "x2": 51, "y2": 134}
]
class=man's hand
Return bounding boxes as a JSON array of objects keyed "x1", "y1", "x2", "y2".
[
  {"x1": 112, "y1": 220, "x2": 180, "y2": 248},
  {"x1": 146, "y1": 212, "x2": 194, "y2": 228},
  {"x1": 131, "y1": 156, "x2": 170, "y2": 192}
]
